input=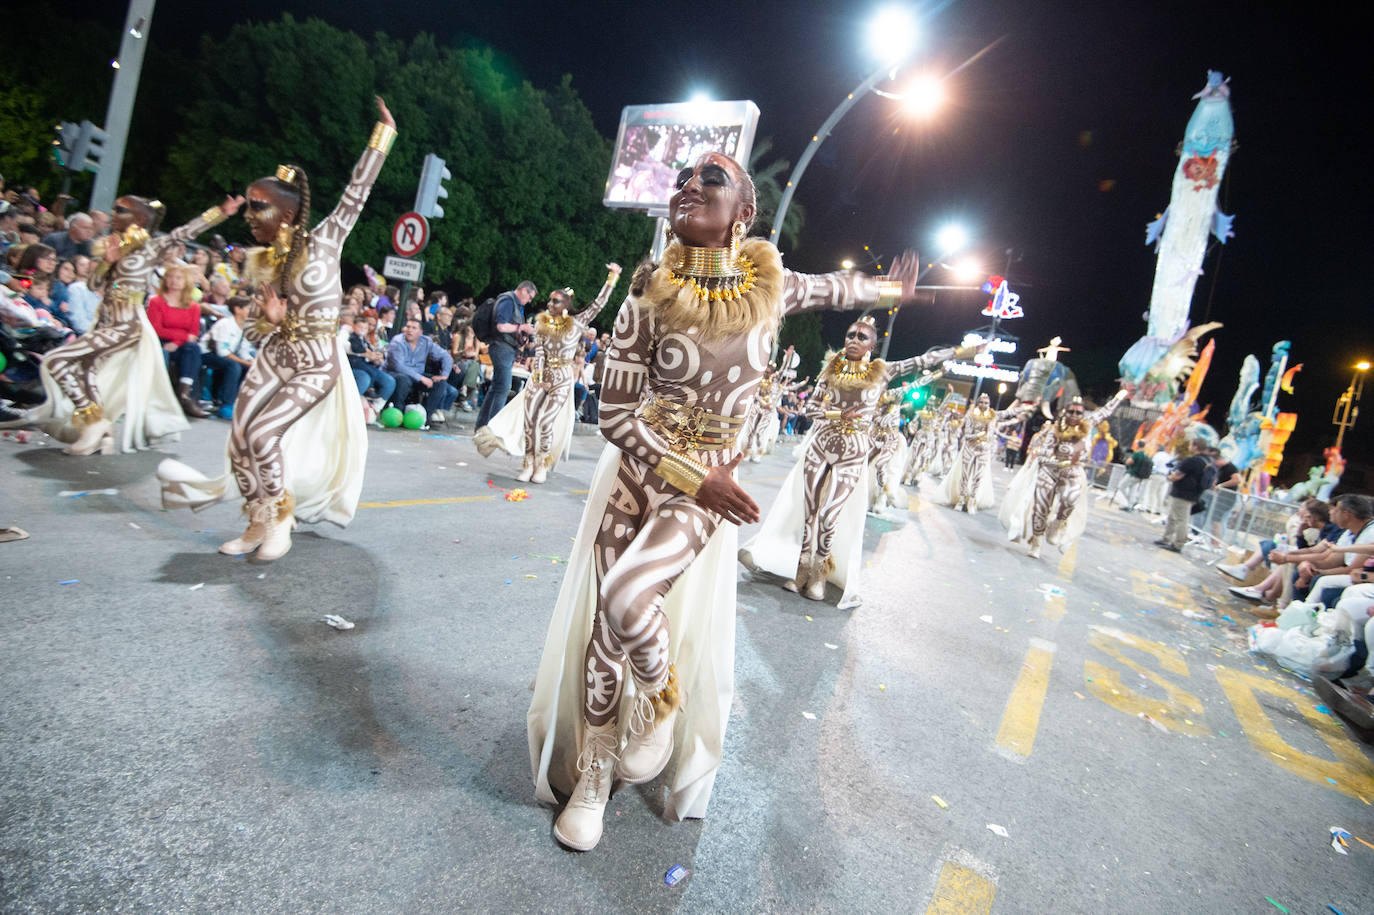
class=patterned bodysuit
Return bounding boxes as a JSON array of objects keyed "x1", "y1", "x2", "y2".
[
  {"x1": 231, "y1": 136, "x2": 388, "y2": 506},
  {"x1": 1030, "y1": 395, "x2": 1126, "y2": 538},
  {"x1": 582, "y1": 254, "x2": 888, "y2": 727},
  {"x1": 523, "y1": 276, "x2": 616, "y2": 472},
  {"x1": 868, "y1": 399, "x2": 903, "y2": 502},
  {"x1": 799, "y1": 351, "x2": 951, "y2": 574},
  {"x1": 955, "y1": 404, "x2": 1025, "y2": 511},
  {"x1": 901, "y1": 407, "x2": 938, "y2": 484},
  {"x1": 45, "y1": 208, "x2": 227, "y2": 419}
]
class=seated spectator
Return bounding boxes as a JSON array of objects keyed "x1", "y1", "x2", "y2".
[
  {"x1": 200, "y1": 296, "x2": 256, "y2": 412},
  {"x1": 0, "y1": 202, "x2": 19, "y2": 249},
  {"x1": 199, "y1": 275, "x2": 233, "y2": 327},
  {"x1": 216, "y1": 244, "x2": 246, "y2": 287},
  {"x1": 40, "y1": 212, "x2": 94, "y2": 259},
  {"x1": 1263, "y1": 494, "x2": 1374, "y2": 610},
  {"x1": 1315, "y1": 546, "x2": 1374, "y2": 683},
  {"x1": 146, "y1": 265, "x2": 207, "y2": 418},
  {"x1": 15, "y1": 243, "x2": 68, "y2": 326},
  {"x1": 16, "y1": 223, "x2": 41, "y2": 246},
  {"x1": 347, "y1": 313, "x2": 395, "y2": 406},
  {"x1": 428, "y1": 305, "x2": 454, "y2": 351},
  {"x1": 376, "y1": 305, "x2": 396, "y2": 343},
  {"x1": 448, "y1": 307, "x2": 482, "y2": 412},
  {"x1": 89, "y1": 209, "x2": 109, "y2": 238},
  {"x1": 1220, "y1": 498, "x2": 1338, "y2": 582},
  {"x1": 55, "y1": 259, "x2": 98, "y2": 334},
  {"x1": 385, "y1": 317, "x2": 455, "y2": 423}
]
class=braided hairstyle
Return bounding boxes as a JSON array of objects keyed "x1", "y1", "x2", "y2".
[{"x1": 258, "y1": 165, "x2": 311, "y2": 295}]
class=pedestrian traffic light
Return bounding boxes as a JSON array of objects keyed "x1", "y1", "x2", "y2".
[
  {"x1": 415, "y1": 153, "x2": 451, "y2": 220},
  {"x1": 906, "y1": 385, "x2": 929, "y2": 408},
  {"x1": 69, "y1": 121, "x2": 109, "y2": 174},
  {"x1": 52, "y1": 122, "x2": 81, "y2": 168}
]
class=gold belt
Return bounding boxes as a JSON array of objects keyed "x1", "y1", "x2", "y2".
[
  {"x1": 277, "y1": 310, "x2": 337, "y2": 342},
  {"x1": 544, "y1": 356, "x2": 570, "y2": 369},
  {"x1": 641, "y1": 395, "x2": 743, "y2": 452},
  {"x1": 835, "y1": 420, "x2": 867, "y2": 435},
  {"x1": 108, "y1": 286, "x2": 146, "y2": 308}
]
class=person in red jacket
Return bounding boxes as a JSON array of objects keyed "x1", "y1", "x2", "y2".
[{"x1": 146, "y1": 265, "x2": 207, "y2": 417}]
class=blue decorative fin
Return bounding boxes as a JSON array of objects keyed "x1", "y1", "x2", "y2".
[{"x1": 1212, "y1": 209, "x2": 1235, "y2": 243}]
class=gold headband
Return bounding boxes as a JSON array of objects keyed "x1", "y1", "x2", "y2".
[
  {"x1": 275, "y1": 165, "x2": 297, "y2": 184},
  {"x1": 855, "y1": 315, "x2": 877, "y2": 327},
  {"x1": 147, "y1": 199, "x2": 165, "y2": 213},
  {"x1": 560, "y1": 287, "x2": 574, "y2": 298}
]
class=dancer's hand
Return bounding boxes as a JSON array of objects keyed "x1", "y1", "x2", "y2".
[
  {"x1": 220, "y1": 195, "x2": 245, "y2": 217},
  {"x1": 696, "y1": 453, "x2": 760, "y2": 525},
  {"x1": 376, "y1": 96, "x2": 395, "y2": 129},
  {"x1": 841, "y1": 406, "x2": 864, "y2": 421},
  {"x1": 257, "y1": 283, "x2": 286, "y2": 324},
  {"x1": 606, "y1": 262, "x2": 622, "y2": 276},
  {"x1": 886, "y1": 250, "x2": 920, "y2": 304}
]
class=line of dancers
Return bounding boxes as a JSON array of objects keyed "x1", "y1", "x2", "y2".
[{"x1": 32, "y1": 122, "x2": 1134, "y2": 855}]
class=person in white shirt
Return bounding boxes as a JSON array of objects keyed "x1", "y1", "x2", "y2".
[
  {"x1": 59, "y1": 258, "x2": 102, "y2": 335},
  {"x1": 200, "y1": 296, "x2": 255, "y2": 412}
]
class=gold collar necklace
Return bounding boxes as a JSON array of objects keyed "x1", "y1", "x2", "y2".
[{"x1": 667, "y1": 244, "x2": 758, "y2": 303}]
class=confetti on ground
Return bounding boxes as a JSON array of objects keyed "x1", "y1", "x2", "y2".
[
  {"x1": 525, "y1": 574, "x2": 537, "y2": 579},
  {"x1": 801, "y1": 711, "x2": 816, "y2": 720},
  {"x1": 986, "y1": 824, "x2": 1009, "y2": 838},
  {"x1": 321, "y1": 614, "x2": 354, "y2": 630},
  {"x1": 931, "y1": 795, "x2": 948, "y2": 809},
  {"x1": 1357, "y1": 836, "x2": 1374, "y2": 850},
  {"x1": 665, "y1": 864, "x2": 689, "y2": 887},
  {"x1": 128, "y1": 522, "x2": 140, "y2": 529},
  {"x1": 1330, "y1": 827, "x2": 1351, "y2": 855},
  {"x1": 256, "y1": 573, "x2": 266, "y2": 580},
  {"x1": 979, "y1": 615, "x2": 994, "y2": 624},
  {"x1": 59, "y1": 488, "x2": 118, "y2": 498},
  {"x1": 189, "y1": 583, "x2": 204, "y2": 591},
  {"x1": 824, "y1": 643, "x2": 838, "y2": 650},
  {"x1": 1074, "y1": 692, "x2": 1086, "y2": 700},
  {"x1": 1102, "y1": 611, "x2": 1122, "y2": 620},
  {"x1": 58, "y1": 579, "x2": 79, "y2": 585},
  {"x1": 805, "y1": 615, "x2": 813, "y2": 622},
  {"x1": 1265, "y1": 897, "x2": 1288, "y2": 914}
]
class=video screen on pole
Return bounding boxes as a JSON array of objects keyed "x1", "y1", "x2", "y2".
[{"x1": 603, "y1": 100, "x2": 761, "y2": 212}]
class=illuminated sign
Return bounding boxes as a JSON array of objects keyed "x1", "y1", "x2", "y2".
[
  {"x1": 961, "y1": 333, "x2": 1017, "y2": 354},
  {"x1": 943, "y1": 361, "x2": 1020, "y2": 383}
]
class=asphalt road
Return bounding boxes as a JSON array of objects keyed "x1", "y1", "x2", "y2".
[{"x1": 1, "y1": 415, "x2": 1371, "y2": 913}]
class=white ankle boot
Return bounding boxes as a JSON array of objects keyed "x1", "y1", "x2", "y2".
[
  {"x1": 783, "y1": 555, "x2": 810, "y2": 593},
  {"x1": 65, "y1": 417, "x2": 113, "y2": 456},
  {"x1": 256, "y1": 493, "x2": 296, "y2": 561},
  {"x1": 219, "y1": 499, "x2": 271, "y2": 555},
  {"x1": 618, "y1": 667, "x2": 681, "y2": 785},
  {"x1": 515, "y1": 455, "x2": 534, "y2": 483},
  {"x1": 1027, "y1": 535, "x2": 1043, "y2": 558},
  {"x1": 803, "y1": 556, "x2": 831, "y2": 600},
  {"x1": 530, "y1": 453, "x2": 550, "y2": 484},
  {"x1": 553, "y1": 722, "x2": 620, "y2": 851}
]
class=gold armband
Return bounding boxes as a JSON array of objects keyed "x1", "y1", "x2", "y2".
[
  {"x1": 252, "y1": 317, "x2": 277, "y2": 337},
  {"x1": 368, "y1": 122, "x2": 398, "y2": 155},
  {"x1": 654, "y1": 451, "x2": 709, "y2": 498},
  {"x1": 824, "y1": 409, "x2": 843, "y2": 421},
  {"x1": 199, "y1": 205, "x2": 226, "y2": 227},
  {"x1": 531, "y1": 370, "x2": 544, "y2": 385},
  {"x1": 606, "y1": 270, "x2": 620, "y2": 288},
  {"x1": 876, "y1": 279, "x2": 903, "y2": 311}
]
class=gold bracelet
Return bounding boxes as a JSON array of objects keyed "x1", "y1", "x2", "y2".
[
  {"x1": 531, "y1": 370, "x2": 544, "y2": 385},
  {"x1": 252, "y1": 317, "x2": 276, "y2": 337},
  {"x1": 876, "y1": 279, "x2": 903, "y2": 311},
  {"x1": 824, "y1": 409, "x2": 843, "y2": 421},
  {"x1": 368, "y1": 122, "x2": 398, "y2": 154},
  {"x1": 199, "y1": 205, "x2": 226, "y2": 227},
  {"x1": 653, "y1": 451, "x2": 709, "y2": 498},
  {"x1": 606, "y1": 271, "x2": 620, "y2": 288}
]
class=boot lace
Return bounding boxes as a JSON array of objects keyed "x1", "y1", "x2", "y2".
[{"x1": 575, "y1": 729, "x2": 619, "y2": 799}]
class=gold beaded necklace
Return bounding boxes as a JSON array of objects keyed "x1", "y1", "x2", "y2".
[{"x1": 667, "y1": 244, "x2": 758, "y2": 303}]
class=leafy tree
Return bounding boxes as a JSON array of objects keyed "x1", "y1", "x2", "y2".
[{"x1": 749, "y1": 136, "x2": 805, "y2": 251}]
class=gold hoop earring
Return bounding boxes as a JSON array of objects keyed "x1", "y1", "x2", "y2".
[{"x1": 730, "y1": 220, "x2": 745, "y2": 260}]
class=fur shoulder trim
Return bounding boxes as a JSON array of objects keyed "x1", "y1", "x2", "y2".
[
  {"x1": 634, "y1": 237, "x2": 784, "y2": 339},
  {"x1": 819, "y1": 352, "x2": 887, "y2": 390}
]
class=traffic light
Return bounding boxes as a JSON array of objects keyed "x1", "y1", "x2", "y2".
[
  {"x1": 905, "y1": 385, "x2": 929, "y2": 408},
  {"x1": 415, "y1": 153, "x2": 451, "y2": 220},
  {"x1": 69, "y1": 121, "x2": 109, "y2": 174},
  {"x1": 52, "y1": 122, "x2": 81, "y2": 168}
]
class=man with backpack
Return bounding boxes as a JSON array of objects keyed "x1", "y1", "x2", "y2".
[{"x1": 474, "y1": 280, "x2": 536, "y2": 428}]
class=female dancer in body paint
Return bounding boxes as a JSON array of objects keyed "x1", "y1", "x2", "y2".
[
  {"x1": 1001, "y1": 390, "x2": 1129, "y2": 557},
  {"x1": 900, "y1": 402, "x2": 938, "y2": 485},
  {"x1": 937, "y1": 392, "x2": 1028, "y2": 514},
  {"x1": 473, "y1": 268, "x2": 620, "y2": 482},
  {"x1": 39, "y1": 195, "x2": 242, "y2": 454},
  {"x1": 158, "y1": 97, "x2": 396, "y2": 560},
  {"x1": 528, "y1": 152, "x2": 928, "y2": 852},
  {"x1": 740, "y1": 319, "x2": 962, "y2": 603},
  {"x1": 868, "y1": 388, "x2": 906, "y2": 511}
]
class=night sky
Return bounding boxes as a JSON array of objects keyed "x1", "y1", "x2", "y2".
[{"x1": 65, "y1": 0, "x2": 1372, "y2": 469}]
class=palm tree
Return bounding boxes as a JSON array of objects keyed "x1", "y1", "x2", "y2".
[{"x1": 749, "y1": 137, "x2": 805, "y2": 250}]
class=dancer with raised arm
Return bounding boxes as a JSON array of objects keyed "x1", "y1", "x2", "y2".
[
  {"x1": 529, "y1": 152, "x2": 928, "y2": 852},
  {"x1": 1001, "y1": 389, "x2": 1129, "y2": 557},
  {"x1": 740, "y1": 318, "x2": 962, "y2": 605},
  {"x1": 39, "y1": 195, "x2": 241, "y2": 454},
  {"x1": 158, "y1": 96, "x2": 396, "y2": 560},
  {"x1": 937, "y1": 392, "x2": 1028, "y2": 514},
  {"x1": 474, "y1": 267, "x2": 620, "y2": 482},
  {"x1": 868, "y1": 388, "x2": 906, "y2": 512}
]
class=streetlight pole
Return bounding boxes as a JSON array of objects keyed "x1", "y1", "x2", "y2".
[
  {"x1": 769, "y1": 52, "x2": 917, "y2": 248},
  {"x1": 1333, "y1": 361, "x2": 1370, "y2": 451},
  {"x1": 90, "y1": 0, "x2": 156, "y2": 213}
]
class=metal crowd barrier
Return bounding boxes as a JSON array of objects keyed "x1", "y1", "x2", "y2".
[{"x1": 1185, "y1": 488, "x2": 1296, "y2": 558}]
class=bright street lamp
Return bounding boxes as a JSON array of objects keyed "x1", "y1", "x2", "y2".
[
  {"x1": 841, "y1": 258, "x2": 856, "y2": 270},
  {"x1": 935, "y1": 223, "x2": 968, "y2": 254},
  {"x1": 1333, "y1": 360, "x2": 1370, "y2": 451},
  {"x1": 769, "y1": 7, "x2": 922, "y2": 247},
  {"x1": 901, "y1": 74, "x2": 945, "y2": 117}
]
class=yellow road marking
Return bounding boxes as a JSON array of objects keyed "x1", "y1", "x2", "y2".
[
  {"x1": 1044, "y1": 593, "x2": 1068, "y2": 621},
  {"x1": 1129, "y1": 568, "x2": 1192, "y2": 612},
  {"x1": 358, "y1": 495, "x2": 495, "y2": 509},
  {"x1": 1084, "y1": 629, "x2": 1209, "y2": 736},
  {"x1": 1213, "y1": 667, "x2": 1374, "y2": 799},
  {"x1": 1056, "y1": 540, "x2": 1078, "y2": 579},
  {"x1": 926, "y1": 860, "x2": 996, "y2": 915},
  {"x1": 996, "y1": 638, "x2": 1056, "y2": 757}
]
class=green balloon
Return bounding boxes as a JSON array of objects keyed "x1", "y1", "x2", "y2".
[
  {"x1": 0, "y1": 352, "x2": 7, "y2": 373},
  {"x1": 379, "y1": 407, "x2": 403, "y2": 428},
  {"x1": 402, "y1": 410, "x2": 425, "y2": 430}
]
